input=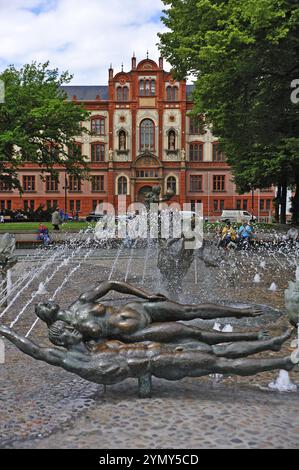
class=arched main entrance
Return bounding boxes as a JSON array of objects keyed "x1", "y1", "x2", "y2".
[{"x1": 137, "y1": 185, "x2": 153, "y2": 203}]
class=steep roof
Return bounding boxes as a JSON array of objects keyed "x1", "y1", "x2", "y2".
[{"x1": 61, "y1": 86, "x2": 109, "y2": 101}]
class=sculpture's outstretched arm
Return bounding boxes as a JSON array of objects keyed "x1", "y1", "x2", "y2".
[
  {"x1": 80, "y1": 280, "x2": 167, "y2": 303},
  {"x1": 0, "y1": 325, "x2": 64, "y2": 367}
]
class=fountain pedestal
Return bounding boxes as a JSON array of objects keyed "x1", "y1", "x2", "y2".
[{"x1": 138, "y1": 374, "x2": 152, "y2": 399}]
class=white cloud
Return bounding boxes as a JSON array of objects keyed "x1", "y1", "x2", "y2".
[{"x1": 0, "y1": 0, "x2": 168, "y2": 84}]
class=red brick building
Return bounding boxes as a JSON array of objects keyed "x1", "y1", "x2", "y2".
[{"x1": 0, "y1": 55, "x2": 275, "y2": 220}]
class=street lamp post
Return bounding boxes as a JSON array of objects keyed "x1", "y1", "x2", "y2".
[
  {"x1": 63, "y1": 172, "x2": 69, "y2": 215},
  {"x1": 251, "y1": 187, "x2": 255, "y2": 220}
]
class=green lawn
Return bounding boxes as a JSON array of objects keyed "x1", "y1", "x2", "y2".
[{"x1": 0, "y1": 221, "x2": 96, "y2": 232}]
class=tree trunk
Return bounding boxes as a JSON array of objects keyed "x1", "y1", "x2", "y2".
[{"x1": 280, "y1": 182, "x2": 287, "y2": 225}]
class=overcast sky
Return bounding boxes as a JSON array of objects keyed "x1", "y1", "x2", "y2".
[{"x1": 0, "y1": 0, "x2": 170, "y2": 84}]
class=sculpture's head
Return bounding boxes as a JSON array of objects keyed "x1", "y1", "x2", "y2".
[
  {"x1": 35, "y1": 301, "x2": 60, "y2": 326},
  {"x1": 48, "y1": 321, "x2": 83, "y2": 348}
]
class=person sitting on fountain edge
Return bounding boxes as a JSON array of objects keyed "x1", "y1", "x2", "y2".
[{"x1": 35, "y1": 280, "x2": 270, "y2": 347}]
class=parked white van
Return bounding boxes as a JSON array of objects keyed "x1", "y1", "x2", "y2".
[{"x1": 220, "y1": 210, "x2": 256, "y2": 223}]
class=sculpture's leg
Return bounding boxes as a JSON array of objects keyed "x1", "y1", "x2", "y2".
[
  {"x1": 215, "y1": 356, "x2": 294, "y2": 376},
  {"x1": 145, "y1": 301, "x2": 262, "y2": 323},
  {"x1": 125, "y1": 323, "x2": 267, "y2": 345},
  {"x1": 212, "y1": 330, "x2": 292, "y2": 358},
  {"x1": 138, "y1": 373, "x2": 152, "y2": 399}
]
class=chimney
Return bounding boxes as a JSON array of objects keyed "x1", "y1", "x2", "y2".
[
  {"x1": 109, "y1": 64, "x2": 114, "y2": 81},
  {"x1": 159, "y1": 57, "x2": 164, "y2": 69},
  {"x1": 132, "y1": 53, "x2": 136, "y2": 70}
]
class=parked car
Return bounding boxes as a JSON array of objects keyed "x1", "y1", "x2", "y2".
[
  {"x1": 220, "y1": 210, "x2": 256, "y2": 223},
  {"x1": 85, "y1": 212, "x2": 104, "y2": 222}
]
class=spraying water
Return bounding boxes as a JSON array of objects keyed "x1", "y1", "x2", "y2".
[
  {"x1": 268, "y1": 370, "x2": 297, "y2": 392},
  {"x1": 253, "y1": 273, "x2": 261, "y2": 284},
  {"x1": 269, "y1": 282, "x2": 277, "y2": 292}
]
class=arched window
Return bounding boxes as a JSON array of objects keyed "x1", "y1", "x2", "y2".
[
  {"x1": 190, "y1": 143, "x2": 203, "y2": 162},
  {"x1": 119, "y1": 130, "x2": 126, "y2": 151},
  {"x1": 167, "y1": 176, "x2": 177, "y2": 194},
  {"x1": 139, "y1": 79, "x2": 156, "y2": 96},
  {"x1": 123, "y1": 86, "x2": 129, "y2": 101},
  {"x1": 116, "y1": 86, "x2": 129, "y2": 102},
  {"x1": 212, "y1": 143, "x2": 225, "y2": 162},
  {"x1": 173, "y1": 86, "x2": 178, "y2": 101},
  {"x1": 140, "y1": 119, "x2": 155, "y2": 151},
  {"x1": 166, "y1": 86, "x2": 179, "y2": 101},
  {"x1": 91, "y1": 117, "x2": 105, "y2": 135},
  {"x1": 117, "y1": 176, "x2": 128, "y2": 195},
  {"x1": 168, "y1": 130, "x2": 176, "y2": 150},
  {"x1": 116, "y1": 87, "x2": 122, "y2": 101}
]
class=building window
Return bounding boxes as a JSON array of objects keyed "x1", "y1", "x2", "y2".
[
  {"x1": 46, "y1": 200, "x2": 58, "y2": 210},
  {"x1": 166, "y1": 86, "x2": 178, "y2": 101},
  {"x1": 92, "y1": 200, "x2": 103, "y2": 211},
  {"x1": 190, "y1": 175, "x2": 203, "y2": 192},
  {"x1": 0, "y1": 180, "x2": 12, "y2": 192},
  {"x1": 213, "y1": 175, "x2": 225, "y2": 192},
  {"x1": 117, "y1": 176, "x2": 128, "y2": 195},
  {"x1": 0, "y1": 200, "x2": 11, "y2": 211},
  {"x1": 212, "y1": 144, "x2": 225, "y2": 162},
  {"x1": 68, "y1": 143, "x2": 82, "y2": 159},
  {"x1": 46, "y1": 175, "x2": 59, "y2": 192},
  {"x1": 116, "y1": 86, "x2": 129, "y2": 102},
  {"x1": 69, "y1": 200, "x2": 81, "y2": 213},
  {"x1": 243, "y1": 200, "x2": 248, "y2": 210},
  {"x1": 24, "y1": 200, "x2": 35, "y2": 211},
  {"x1": 139, "y1": 79, "x2": 155, "y2": 96},
  {"x1": 69, "y1": 176, "x2": 81, "y2": 192},
  {"x1": 213, "y1": 200, "x2": 224, "y2": 212},
  {"x1": 189, "y1": 117, "x2": 202, "y2": 135},
  {"x1": 190, "y1": 143, "x2": 203, "y2": 162},
  {"x1": 168, "y1": 130, "x2": 176, "y2": 151},
  {"x1": 167, "y1": 176, "x2": 177, "y2": 194},
  {"x1": 91, "y1": 143, "x2": 105, "y2": 162},
  {"x1": 91, "y1": 117, "x2": 105, "y2": 135},
  {"x1": 140, "y1": 119, "x2": 155, "y2": 151},
  {"x1": 236, "y1": 200, "x2": 241, "y2": 210},
  {"x1": 190, "y1": 200, "x2": 202, "y2": 212},
  {"x1": 91, "y1": 175, "x2": 104, "y2": 192},
  {"x1": 23, "y1": 176, "x2": 35, "y2": 192},
  {"x1": 119, "y1": 130, "x2": 127, "y2": 151},
  {"x1": 260, "y1": 199, "x2": 271, "y2": 211}
]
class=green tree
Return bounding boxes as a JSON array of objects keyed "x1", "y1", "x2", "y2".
[
  {"x1": 0, "y1": 62, "x2": 90, "y2": 191},
  {"x1": 159, "y1": 0, "x2": 299, "y2": 223}
]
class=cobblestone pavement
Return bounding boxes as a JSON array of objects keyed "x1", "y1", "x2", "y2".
[{"x1": 0, "y1": 248, "x2": 298, "y2": 449}]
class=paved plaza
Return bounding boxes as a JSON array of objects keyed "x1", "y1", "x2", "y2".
[{"x1": 0, "y1": 246, "x2": 298, "y2": 449}]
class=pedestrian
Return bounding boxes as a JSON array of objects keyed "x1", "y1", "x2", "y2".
[{"x1": 52, "y1": 208, "x2": 62, "y2": 231}]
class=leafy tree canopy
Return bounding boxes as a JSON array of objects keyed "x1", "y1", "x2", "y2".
[
  {"x1": 0, "y1": 62, "x2": 90, "y2": 191},
  {"x1": 159, "y1": 0, "x2": 299, "y2": 194}
]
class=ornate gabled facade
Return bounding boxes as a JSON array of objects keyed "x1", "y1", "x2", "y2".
[{"x1": 0, "y1": 56, "x2": 275, "y2": 219}]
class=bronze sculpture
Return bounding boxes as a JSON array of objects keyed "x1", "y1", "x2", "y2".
[
  {"x1": 0, "y1": 324, "x2": 296, "y2": 395},
  {"x1": 1, "y1": 280, "x2": 298, "y2": 397},
  {"x1": 35, "y1": 280, "x2": 266, "y2": 346}
]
